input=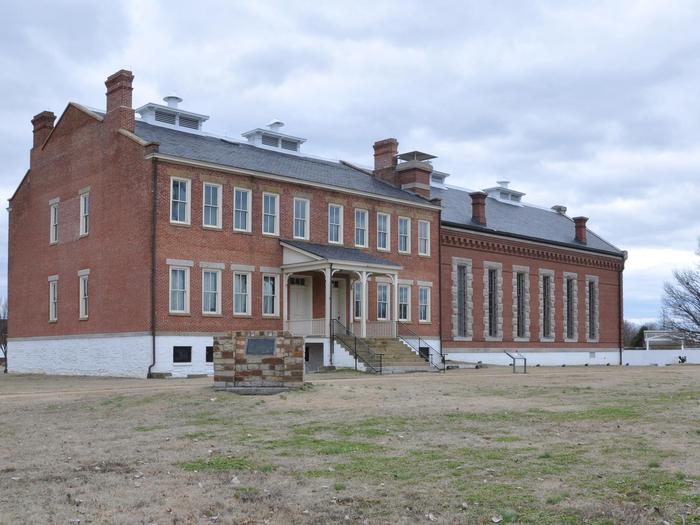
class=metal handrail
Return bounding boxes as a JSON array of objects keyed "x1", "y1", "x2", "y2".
[
  {"x1": 396, "y1": 321, "x2": 445, "y2": 372},
  {"x1": 332, "y1": 319, "x2": 383, "y2": 374}
]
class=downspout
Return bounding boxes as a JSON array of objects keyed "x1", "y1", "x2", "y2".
[
  {"x1": 618, "y1": 251, "x2": 627, "y2": 366},
  {"x1": 329, "y1": 263, "x2": 333, "y2": 367},
  {"x1": 147, "y1": 156, "x2": 159, "y2": 378},
  {"x1": 437, "y1": 208, "x2": 444, "y2": 371}
]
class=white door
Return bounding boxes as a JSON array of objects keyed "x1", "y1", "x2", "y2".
[
  {"x1": 331, "y1": 279, "x2": 347, "y2": 326},
  {"x1": 289, "y1": 277, "x2": 313, "y2": 334}
]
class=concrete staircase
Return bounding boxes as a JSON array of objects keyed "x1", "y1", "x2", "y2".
[{"x1": 361, "y1": 338, "x2": 436, "y2": 373}]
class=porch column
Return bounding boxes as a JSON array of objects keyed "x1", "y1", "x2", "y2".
[
  {"x1": 391, "y1": 273, "x2": 399, "y2": 337},
  {"x1": 360, "y1": 271, "x2": 368, "y2": 338},
  {"x1": 282, "y1": 272, "x2": 290, "y2": 332},
  {"x1": 324, "y1": 267, "x2": 332, "y2": 338}
]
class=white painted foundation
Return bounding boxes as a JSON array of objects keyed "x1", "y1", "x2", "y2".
[
  {"x1": 153, "y1": 335, "x2": 215, "y2": 378},
  {"x1": 8, "y1": 334, "x2": 152, "y2": 377}
]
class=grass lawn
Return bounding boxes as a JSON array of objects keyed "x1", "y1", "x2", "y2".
[{"x1": 0, "y1": 366, "x2": 698, "y2": 524}]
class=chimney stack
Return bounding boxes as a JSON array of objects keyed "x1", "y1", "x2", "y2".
[
  {"x1": 573, "y1": 216, "x2": 588, "y2": 244},
  {"x1": 105, "y1": 69, "x2": 135, "y2": 132},
  {"x1": 373, "y1": 138, "x2": 398, "y2": 185},
  {"x1": 470, "y1": 191, "x2": 487, "y2": 226},
  {"x1": 31, "y1": 111, "x2": 56, "y2": 149}
]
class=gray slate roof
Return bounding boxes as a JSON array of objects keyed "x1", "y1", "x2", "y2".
[
  {"x1": 134, "y1": 121, "x2": 428, "y2": 205},
  {"x1": 282, "y1": 240, "x2": 400, "y2": 268},
  {"x1": 433, "y1": 186, "x2": 622, "y2": 255}
]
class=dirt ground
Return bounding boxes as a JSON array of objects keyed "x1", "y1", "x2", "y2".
[{"x1": 0, "y1": 366, "x2": 698, "y2": 525}]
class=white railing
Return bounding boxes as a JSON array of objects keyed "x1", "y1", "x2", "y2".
[{"x1": 286, "y1": 318, "x2": 327, "y2": 337}]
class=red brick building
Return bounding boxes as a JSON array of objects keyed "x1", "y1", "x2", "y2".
[{"x1": 7, "y1": 70, "x2": 625, "y2": 377}]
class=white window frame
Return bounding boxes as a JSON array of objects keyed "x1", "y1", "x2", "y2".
[
  {"x1": 262, "y1": 274, "x2": 280, "y2": 317},
  {"x1": 169, "y1": 266, "x2": 190, "y2": 314},
  {"x1": 49, "y1": 202, "x2": 59, "y2": 244},
  {"x1": 418, "y1": 220, "x2": 430, "y2": 256},
  {"x1": 376, "y1": 212, "x2": 390, "y2": 251},
  {"x1": 233, "y1": 271, "x2": 252, "y2": 316},
  {"x1": 293, "y1": 197, "x2": 310, "y2": 240},
  {"x1": 418, "y1": 286, "x2": 431, "y2": 323},
  {"x1": 328, "y1": 203, "x2": 343, "y2": 244},
  {"x1": 79, "y1": 192, "x2": 90, "y2": 236},
  {"x1": 201, "y1": 269, "x2": 222, "y2": 315},
  {"x1": 78, "y1": 270, "x2": 89, "y2": 320},
  {"x1": 398, "y1": 216, "x2": 411, "y2": 254},
  {"x1": 398, "y1": 284, "x2": 411, "y2": 322},
  {"x1": 233, "y1": 187, "x2": 252, "y2": 233},
  {"x1": 376, "y1": 282, "x2": 389, "y2": 321},
  {"x1": 353, "y1": 281, "x2": 362, "y2": 320},
  {"x1": 262, "y1": 192, "x2": 279, "y2": 236},
  {"x1": 355, "y1": 208, "x2": 368, "y2": 248},
  {"x1": 48, "y1": 276, "x2": 58, "y2": 322},
  {"x1": 170, "y1": 177, "x2": 191, "y2": 225},
  {"x1": 202, "y1": 182, "x2": 222, "y2": 229}
]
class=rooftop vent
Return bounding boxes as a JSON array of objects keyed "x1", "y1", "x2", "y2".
[
  {"x1": 551, "y1": 205, "x2": 568, "y2": 215},
  {"x1": 136, "y1": 96, "x2": 209, "y2": 132},
  {"x1": 430, "y1": 170, "x2": 450, "y2": 188},
  {"x1": 242, "y1": 120, "x2": 306, "y2": 152},
  {"x1": 483, "y1": 180, "x2": 525, "y2": 205}
]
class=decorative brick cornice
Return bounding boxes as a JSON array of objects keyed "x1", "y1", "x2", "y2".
[{"x1": 440, "y1": 231, "x2": 623, "y2": 271}]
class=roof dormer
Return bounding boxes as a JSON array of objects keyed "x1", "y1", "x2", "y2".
[
  {"x1": 483, "y1": 180, "x2": 525, "y2": 205},
  {"x1": 241, "y1": 120, "x2": 306, "y2": 152},
  {"x1": 135, "y1": 96, "x2": 209, "y2": 132}
]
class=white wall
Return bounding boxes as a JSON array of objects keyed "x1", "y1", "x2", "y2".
[
  {"x1": 8, "y1": 335, "x2": 152, "y2": 377},
  {"x1": 153, "y1": 335, "x2": 214, "y2": 378},
  {"x1": 446, "y1": 348, "x2": 700, "y2": 367},
  {"x1": 331, "y1": 341, "x2": 367, "y2": 371}
]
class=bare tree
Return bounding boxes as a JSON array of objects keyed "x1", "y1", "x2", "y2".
[
  {"x1": 622, "y1": 320, "x2": 639, "y2": 347},
  {"x1": 662, "y1": 242, "x2": 700, "y2": 343},
  {"x1": 0, "y1": 298, "x2": 7, "y2": 373}
]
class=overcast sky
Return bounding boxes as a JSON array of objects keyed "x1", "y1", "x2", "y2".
[{"x1": 2, "y1": 0, "x2": 699, "y2": 323}]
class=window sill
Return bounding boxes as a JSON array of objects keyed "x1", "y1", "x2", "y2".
[
  {"x1": 539, "y1": 337, "x2": 555, "y2": 343},
  {"x1": 453, "y1": 336, "x2": 473, "y2": 342},
  {"x1": 484, "y1": 336, "x2": 503, "y2": 342},
  {"x1": 49, "y1": 241, "x2": 58, "y2": 246},
  {"x1": 233, "y1": 314, "x2": 252, "y2": 318},
  {"x1": 377, "y1": 247, "x2": 390, "y2": 253},
  {"x1": 328, "y1": 240, "x2": 343, "y2": 246},
  {"x1": 564, "y1": 338, "x2": 578, "y2": 343},
  {"x1": 202, "y1": 313, "x2": 223, "y2": 317},
  {"x1": 513, "y1": 337, "x2": 530, "y2": 343},
  {"x1": 398, "y1": 251, "x2": 411, "y2": 256},
  {"x1": 79, "y1": 233, "x2": 89, "y2": 239},
  {"x1": 173, "y1": 362, "x2": 192, "y2": 366},
  {"x1": 586, "y1": 338, "x2": 600, "y2": 344},
  {"x1": 419, "y1": 320, "x2": 431, "y2": 324},
  {"x1": 354, "y1": 245, "x2": 368, "y2": 250},
  {"x1": 262, "y1": 232, "x2": 279, "y2": 238},
  {"x1": 262, "y1": 314, "x2": 280, "y2": 319},
  {"x1": 203, "y1": 225, "x2": 223, "y2": 231},
  {"x1": 233, "y1": 229, "x2": 253, "y2": 235},
  {"x1": 169, "y1": 312, "x2": 191, "y2": 317},
  {"x1": 418, "y1": 253, "x2": 431, "y2": 258},
  {"x1": 170, "y1": 221, "x2": 191, "y2": 228},
  {"x1": 48, "y1": 320, "x2": 58, "y2": 324}
]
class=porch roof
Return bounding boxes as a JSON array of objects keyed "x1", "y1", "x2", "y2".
[{"x1": 281, "y1": 240, "x2": 401, "y2": 270}]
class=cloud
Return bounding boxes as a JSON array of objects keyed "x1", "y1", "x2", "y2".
[{"x1": 1, "y1": 0, "x2": 699, "y2": 321}]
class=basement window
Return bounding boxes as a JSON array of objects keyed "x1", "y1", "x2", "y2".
[
  {"x1": 173, "y1": 346, "x2": 192, "y2": 363},
  {"x1": 206, "y1": 346, "x2": 214, "y2": 363}
]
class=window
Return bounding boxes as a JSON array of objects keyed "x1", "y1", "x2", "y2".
[
  {"x1": 353, "y1": 281, "x2": 362, "y2": 319},
  {"x1": 293, "y1": 198, "x2": 309, "y2": 239},
  {"x1": 233, "y1": 188, "x2": 251, "y2": 232},
  {"x1": 419, "y1": 286, "x2": 430, "y2": 322},
  {"x1": 169, "y1": 267, "x2": 189, "y2": 314},
  {"x1": 418, "y1": 220, "x2": 430, "y2": 256},
  {"x1": 262, "y1": 274, "x2": 279, "y2": 316},
  {"x1": 79, "y1": 192, "x2": 90, "y2": 236},
  {"x1": 49, "y1": 278, "x2": 58, "y2": 322},
  {"x1": 206, "y1": 346, "x2": 214, "y2": 363},
  {"x1": 79, "y1": 273, "x2": 89, "y2": 320},
  {"x1": 262, "y1": 193, "x2": 279, "y2": 235},
  {"x1": 398, "y1": 217, "x2": 410, "y2": 253},
  {"x1": 170, "y1": 177, "x2": 190, "y2": 224},
  {"x1": 49, "y1": 202, "x2": 58, "y2": 244},
  {"x1": 398, "y1": 285, "x2": 410, "y2": 322},
  {"x1": 233, "y1": 272, "x2": 251, "y2": 315},
  {"x1": 173, "y1": 346, "x2": 192, "y2": 363},
  {"x1": 355, "y1": 209, "x2": 368, "y2": 247},
  {"x1": 541, "y1": 273, "x2": 554, "y2": 339},
  {"x1": 487, "y1": 268, "x2": 498, "y2": 337},
  {"x1": 516, "y1": 272, "x2": 527, "y2": 338},
  {"x1": 376, "y1": 283, "x2": 388, "y2": 320},
  {"x1": 202, "y1": 270, "x2": 221, "y2": 315},
  {"x1": 328, "y1": 204, "x2": 343, "y2": 244},
  {"x1": 586, "y1": 277, "x2": 599, "y2": 341},
  {"x1": 565, "y1": 275, "x2": 577, "y2": 340},
  {"x1": 456, "y1": 263, "x2": 471, "y2": 338},
  {"x1": 203, "y1": 182, "x2": 222, "y2": 228},
  {"x1": 377, "y1": 212, "x2": 390, "y2": 251}
]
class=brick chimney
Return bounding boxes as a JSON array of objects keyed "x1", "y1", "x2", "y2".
[
  {"x1": 31, "y1": 111, "x2": 56, "y2": 149},
  {"x1": 394, "y1": 151, "x2": 434, "y2": 199},
  {"x1": 105, "y1": 69, "x2": 135, "y2": 132},
  {"x1": 573, "y1": 216, "x2": 588, "y2": 244},
  {"x1": 373, "y1": 138, "x2": 398, "y2": 185},
  {"x1": 470, "y1": 191, "x2": 487, "y2": 226}
]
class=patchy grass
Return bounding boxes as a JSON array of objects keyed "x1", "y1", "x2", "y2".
[{"x1": 182, "y1": 455, "x2": 254, "y2": 472}]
